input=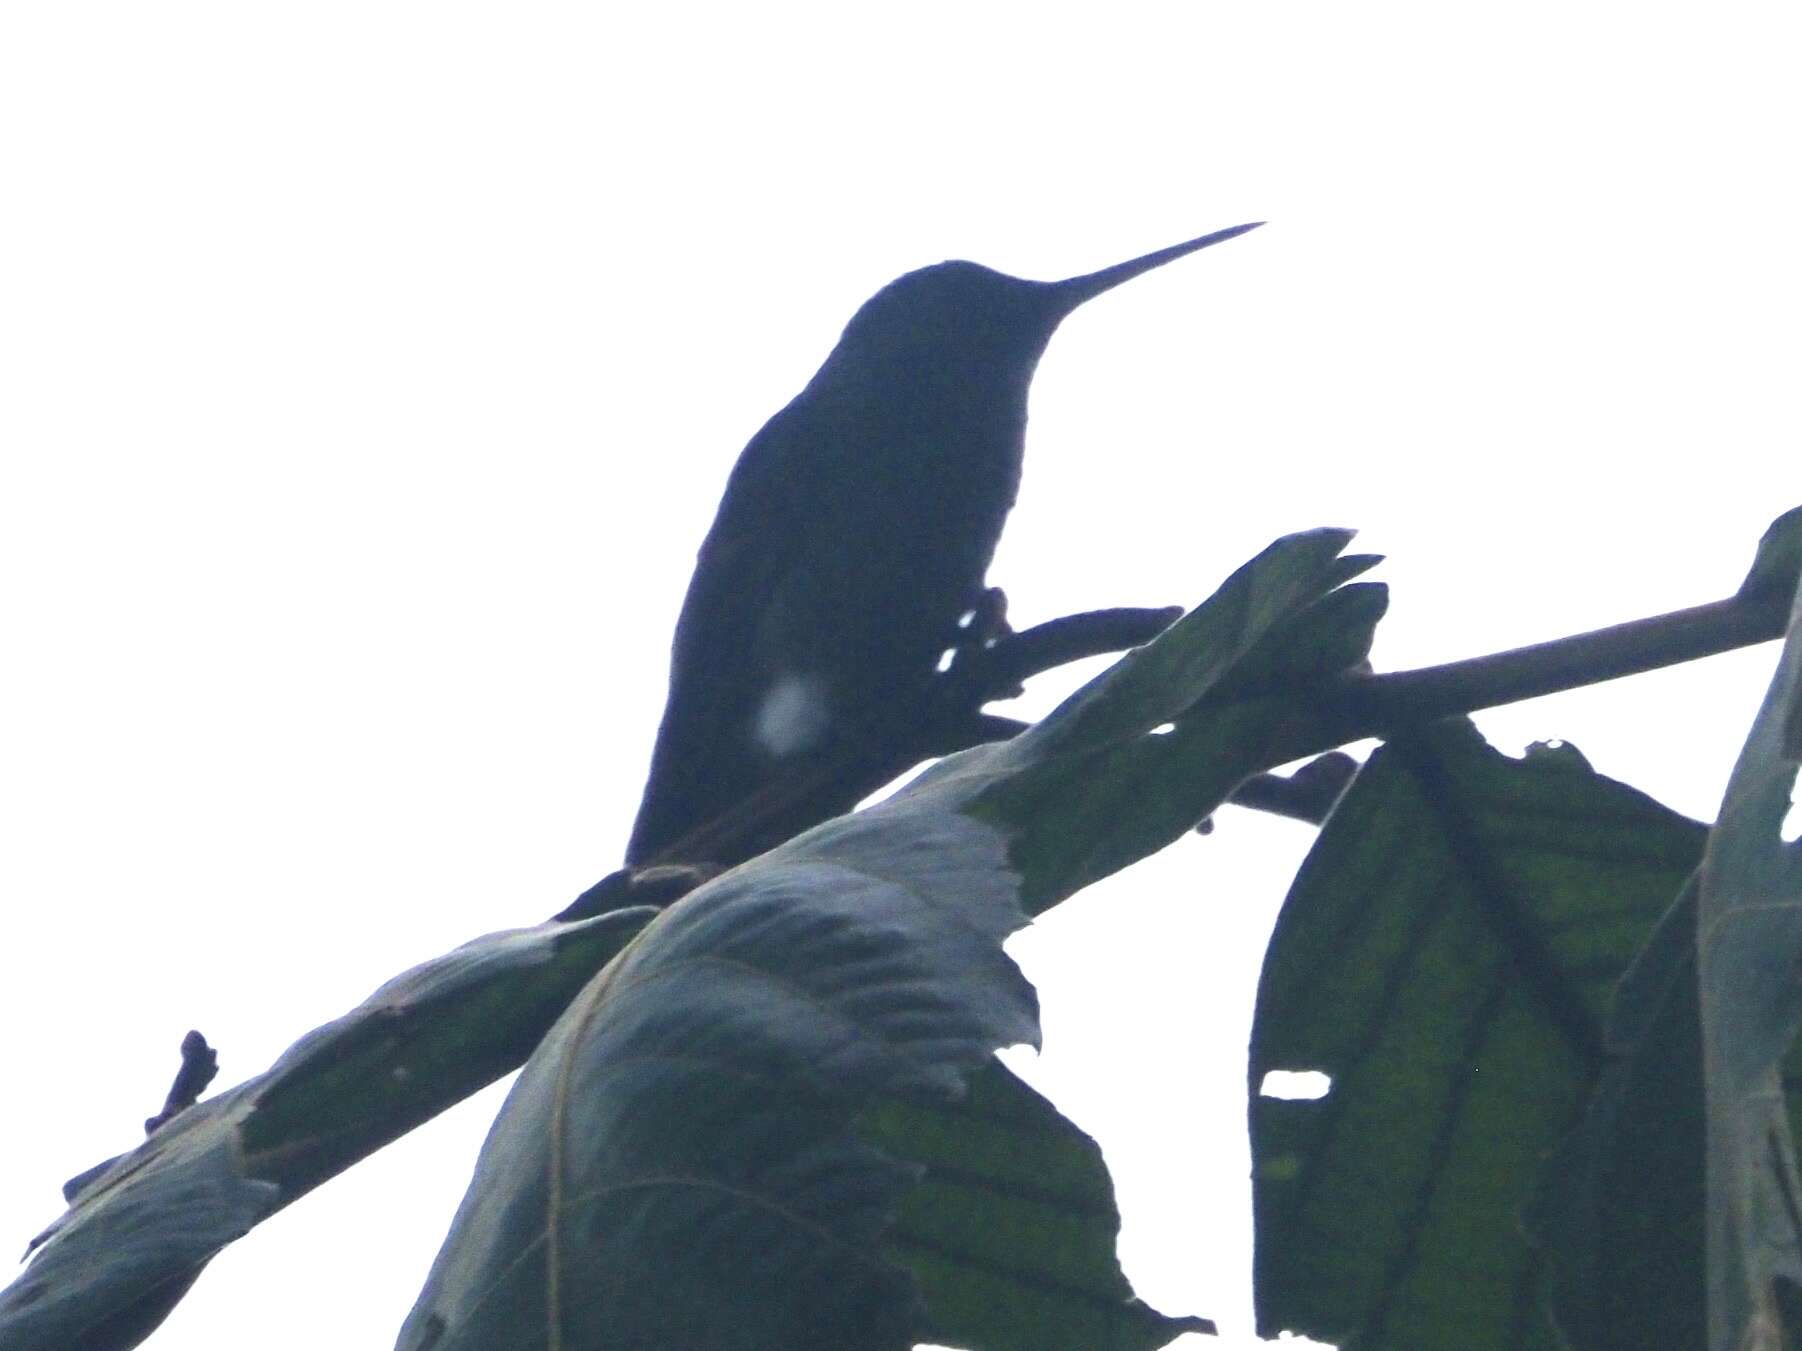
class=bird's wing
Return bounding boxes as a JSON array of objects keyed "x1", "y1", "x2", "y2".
[{"x1": 625, "y1": 398, "x2": 822, "y2": 864}]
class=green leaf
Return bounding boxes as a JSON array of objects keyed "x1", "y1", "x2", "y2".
[
  {"x1": 999, "y1": 528, "x2": 1365, "y2": 760},
  {"x1": 863, "y1": 1060, "x2": 1215, "y2": 1350},
  {"x1": 1525, "y1": 879, "x2": 1711, "y2": 1350},
  {"x1": 966, "y1": 527, "x2": 1383, "y2": 911},
  {"x1": 0, "y1": 908, "x2": 655, "y2": 1351},
  {"x1": 1697, "y1": 575, "x2": 1802, "y2": 1349},
  {"x1": 395, "y1": 799, "x2": 1040, "y2": 1351},
  {"x1": 398, "y1": 528, "x2": 1377, "y2": 1350},
  {"x1": 1249, "y1": 721, "x2": 1707, "y2": 1349}
]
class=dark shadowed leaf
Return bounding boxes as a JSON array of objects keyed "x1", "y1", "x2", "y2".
[
  {"x1": 1525, "y1": 582, "x2": 1802, "y2": 1351},
  {"x1": 1526, "y1": 880, "x2": 1713, "y2": 1350},
  {"x1": 962, "y1": 530, "x2": 1383, "y2": 911},
  {"x1": 863, "y1": 1059, "x2": 1215, "y2": 1350},
  {"x1": 0, "y1": 908, "x2": 654, "y2": 1351},
  {"x1": 1249, "y1": 721, "x2": 1706, "y2": 1349},
  {"x1": 394, "y1": 796, "x2": 1039, "y2": 1351}
]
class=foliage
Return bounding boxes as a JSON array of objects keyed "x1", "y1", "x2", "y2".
[
  {"x1": 4, "y1": 506, "x2": 1800, "y2": 1349},
  {"x1": 1250, "y1": 723, "x2": 1708, "y2": 1347}
]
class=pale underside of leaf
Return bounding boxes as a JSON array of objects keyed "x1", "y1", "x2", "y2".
[{"x1": 1697, "y1": 577, "x2": 1802, "y2": 1351}]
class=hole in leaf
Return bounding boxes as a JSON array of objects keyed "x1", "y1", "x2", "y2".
[
  {"x1": 1259, "y1": 1070, "x2": 1331, "y2": 1100},
  {"x1": 936, "y1": 649, "x2": 957, "y2": 674},
  {"x1": 1149, "y1": 722, "x2": 1176, "y2": 736},
  {"x1": 1783, "y1": 790, "x2": 1801, "y2": 844}
]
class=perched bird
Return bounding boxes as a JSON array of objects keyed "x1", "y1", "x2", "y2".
[{"x1": 627, "y1": 222, "x2": 1263, "y2": 867}]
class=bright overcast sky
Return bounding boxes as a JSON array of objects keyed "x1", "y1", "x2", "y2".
[{"x1": 2, "y1": 6, "x2": 1797, "y2": 1348}]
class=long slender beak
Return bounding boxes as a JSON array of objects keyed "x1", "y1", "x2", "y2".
[{"x1": 1051, "y1": 221, "x2": 1264, "y2": 312}]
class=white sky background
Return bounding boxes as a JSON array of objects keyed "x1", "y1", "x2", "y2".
[{"x1": 2, "y1": 5, "x2": 1797, "y2": 1348}]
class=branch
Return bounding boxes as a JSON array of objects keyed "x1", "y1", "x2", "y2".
[
  {"x1": 1277, "y1": 585, "x2": 1791, "y2": 762},
  {"x1": 979, "y1": 606, "x2": 1185, "y2": 689},
  {"x1": 552, "y1": 862, "x2": 719, "y2": 923},
  {"x1": 1218, "y1": 752, "x2": 1361, "y2": 826},
  {"x1": 641, "y1": 583, "x2": 1793, "y2": 872}
]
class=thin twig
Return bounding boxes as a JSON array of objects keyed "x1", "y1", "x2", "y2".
[
  {"x1": 554, "y1": 863, "x2": 720, "y2": 923},
  {"x1": 144, "y1": 1031, "x2": 219, "y2": 1135},
  {"x1": 60, "y1": 1031, "x2": 221, "y2": 1205},
  {"x1": 982, "y1": 606, "x2": 1185, "y2": 688},
  {"x1": 1222, "y1": 752, "x2": 1361, "y2": 825}
]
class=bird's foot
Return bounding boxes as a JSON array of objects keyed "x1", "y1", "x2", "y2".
[{"x1": 940, "y1": 587, "x2": 1022, "y2": 697}]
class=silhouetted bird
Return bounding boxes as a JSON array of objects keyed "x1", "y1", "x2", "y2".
[{"x1": 627, "y1": 223, "x2": 1263, "y2": 867}]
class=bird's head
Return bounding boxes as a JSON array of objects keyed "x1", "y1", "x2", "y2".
[{"x1": 814, "y1": 222, "x2": 1264, "y2": 407}]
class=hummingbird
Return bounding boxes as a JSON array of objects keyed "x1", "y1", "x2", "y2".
[{"x1": 626, "y1": 222, "x2": 1263, "y2": 867}]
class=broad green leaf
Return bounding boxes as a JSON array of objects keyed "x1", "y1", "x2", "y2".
[
  {"x1": 863, "y1": 1059, "x2": 1214, "y2": 1350},
  {"x1": 1698, "y1": 576, "x2": 1802, "y2": 1350},
  {"x1": 1249, "y1": 721, "x2": 1706, "y2": 1349},
  {"x1": 394, "y1": 799, "x2": 1039, "y2": 1351},
  {"x1": 0, "y1": 908, "x2": 654, "y2": 1351},
  {"x1": 964, "y1": 529, "x2": 1383, "y2": 911},
  {"x1": 399, "y1": 528, "x2": 1377, "y2": 1351},
  {"x1": 1000, "y1": 531, "x2": 1372, "y2": 759}
]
